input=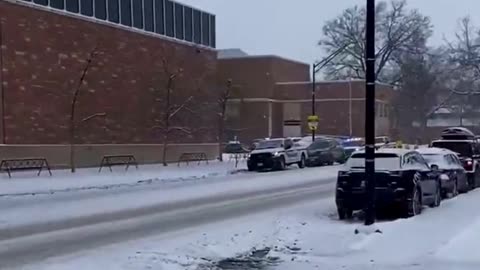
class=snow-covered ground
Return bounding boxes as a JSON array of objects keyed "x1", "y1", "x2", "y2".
[
  {"x1": 0, "y1": 160, "x2": 246, "y2": 196},
  {"x1": 21, "y1": 189, "x2": 480, "y2": 270}
]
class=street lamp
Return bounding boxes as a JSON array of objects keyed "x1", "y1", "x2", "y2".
[
  {"x1": 311, "y1": 45, "x2": 349, "y2": 141},
  {"x1": 364, "y1": 0, "x2": 377, "y2": 226}
]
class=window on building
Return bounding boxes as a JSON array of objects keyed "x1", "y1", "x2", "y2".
[
  {"x1": 66, "y1": 0, "x2": 80, "y2": 13},
  {"x1": 193, "y1": 9, "x2": 201, "y2": 44},
  {"x1": 210, "y1": 15, "x2": 216, "y2": 48},
  {"x1": 184, "y1": 6, "x2": 193, "y2": 42},
  {"x1": 120, "y1": 0, "x2": 132, "y2": 26},
  {"x1": 50, "y1": 0, "x2": 64, "y2": 9},
  {"x1": 107, "y1": 0, "x2": 120, "y2": 23},
  {"x1": 80, "y1": 0, "x2": 94, "y2": 16},
  {"x1": 154, "y1": 0, "x2": 165, "y2": 34},
  {"x1": 174, "y1": 2, "x2": 184, "y2": 39},
  {"x1": 165, "y1": 0, "x2": 174, "y2": 37},
  {"x1": 33, "y1": 0, "x2": 48, "y2": 6},
  {"x1": 144, "y1": 0, "x2": 154, "y2": 32},
  {"x1": 201, "y1": 12, "x2": 210, "y2": 46},
  {"x1": 95, "y1": 0, "x2": 107, "y2": 20},
  {"x1": 132, "y1": 0, "x2": 144, "y2": 29}
]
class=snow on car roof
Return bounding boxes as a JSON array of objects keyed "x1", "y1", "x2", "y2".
[
  {"x1": 416, "y1": 147, "x2": 458, "y2": 155},
  {"x1": 352, "y1": 147, "x2": 411, "y2": 156}
]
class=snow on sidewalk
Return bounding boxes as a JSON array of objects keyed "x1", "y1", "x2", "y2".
[
  {"x1": 22, "y1": 189, "x2": 480, "y2": 270},
  {"x1": 0, "y1": 161, "x2": 246, "y2": 196}
]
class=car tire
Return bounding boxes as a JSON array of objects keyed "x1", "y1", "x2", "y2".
[
  {"x1": 407, "y1": 187, "x2": 422, "y2": 217},
  {"x1": 276, "y1": 157, "x2": 286, "y2": 171},
  {"x1": 449, "y1": 179, "x2": 459, "y2": 198},
  {"x1": 337, "y1": 207, "x2": 352, "y2": 220},
  {"x1": 247, "y1": 164, "x2": 256, "y2": 172},
  {"x1": 430, "y1": 183, "x2": 441, "y2": 208},
  {"x1": 298, "y1": 154, "x2": 306, "y2": 169}
]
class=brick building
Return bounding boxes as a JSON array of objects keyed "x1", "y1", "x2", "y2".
[
  {"x1": 217, "y1": 53, "x2": 395, "y2": 143},
  {"x1": 0, "y1": 0, "x2": 218, "y2": 167}
]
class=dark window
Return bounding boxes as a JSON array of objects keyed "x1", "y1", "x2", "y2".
[
  {"x1": 33, "y1": 0, "x2": 48, "y2": 5},
  {"x1": 193, "y1": 9, "x2": 201, "y2": 44},
  {"x1": 120, "y1": 0, "x2": 132, "y2": 26},
  {"x1": 50, "y1": 0, "x2": 64, "y2": 9},
  {"x1": 80, "y1": 0, "x2": 93, "y2": 16},
  {"x1": 309, "y1": 140, "x2": 330, "y2": 150},
  {"x1": 184, "y1": 7, "x2": 193, "y2": 42},
  {"x1": 144, "y1": 0, "x2": 154, "y2": 32},
  {"x1": 107, "y1": 0, "x2": 120, "y2": 23},
  {"x1": 431, "y1": 141, "x2": 473, "y2": 157},
  {"x1": 164, "y1": 0, "x2": 174, "y2": 37},
  {"x1": 132, "y1": 0, "x2": 144, "y2": 29},
  {"x1": 154, "y1": 0, "x2": 164, "y2": 34},
  {"x1": 174, "y1": 2, "x2": 184, "y2": 39},
  {"x1": 201, "y1": 12, "x2": 209, "y2": 45},
  {"x1": 95, "y1": 0, "x2": 107, "y2": 20},
  {"x1": 66, "y1": 0, "x2": 80, "y2": 13},
  {"x1": 22, "y1": 0, "x2": 32, "y2": 2},
  {"x1": 210, "y1": 15, "x2": 216, "y2": 48}
]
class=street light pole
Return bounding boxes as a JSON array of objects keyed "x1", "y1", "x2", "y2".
[{"x1": 364, "y1": 0, "x2": 377, "y2": 226}]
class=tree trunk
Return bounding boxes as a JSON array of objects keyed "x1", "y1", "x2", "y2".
[
  {"x1": 162, "y1": 77, "x2": 173, "y2": 166},
  {"x1": 162, "y1": 134, "x2": 168, "y2": 166}
]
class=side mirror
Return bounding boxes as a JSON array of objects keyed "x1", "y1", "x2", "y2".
[{"x1": 430, "y1": 164, "x2": 439, "y2": 171}]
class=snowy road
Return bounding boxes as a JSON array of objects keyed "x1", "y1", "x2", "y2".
[{"x1": 0, "y1": 166, "x2": 339, "y2": 269}]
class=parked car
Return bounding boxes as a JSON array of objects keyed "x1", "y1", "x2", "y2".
[
  {"x1": 224, "y1": 141, "x2": 249, "y2": 154},
  {"x1": 339, "y1": 137, "x2": 365, "y2": 159},
  {"x1": 417, "y1": 147, "x2": 469, "y2": 197},
  {"x1": 306, "y1": 138, "x2": 346, "y2": 166},
  {"x1": 247, "y1": 138, "x2": 307, "y2": 171},
  {"x1": 430, "y1": 127, "x2": 480, "y2": 190},
  {"x1": 335, "y1": 148, "x2": 442, "y2": 220}
]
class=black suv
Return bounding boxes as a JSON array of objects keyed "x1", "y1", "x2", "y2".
[
  {"x1": 336, "y1": 149, "x2": 442, "y2": 219},
  {"x1": 306, "y1": 138, "x2": 346, "y2": 166},
  {"x1": 430, "y1": 127, "x2": 480, "y2": 190}
]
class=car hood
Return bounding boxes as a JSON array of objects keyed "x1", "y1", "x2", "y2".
[{"x1": 251, "y1": 148, "x2": 284, "y2": 155}]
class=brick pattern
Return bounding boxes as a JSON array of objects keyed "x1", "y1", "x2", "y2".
[{"x1": 0, "y1": 1, "x2": 217, "y2": 144}]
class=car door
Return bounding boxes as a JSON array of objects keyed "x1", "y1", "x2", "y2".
[
  {"x1": 414, "y1": 153, "x2": 438, "y2": 201},
  {"x1": 284, "y1": 139, "x2": 297, "y2": 163},
  {"x1": 329, "y1": 140, "x2": 343, "y2": 162},
  {"x1": 451, "y1": 154, "x2": 468, "y2": 188}
]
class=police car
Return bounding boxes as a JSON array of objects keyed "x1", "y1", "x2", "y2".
[{"x1": 247, "y1": 138, "x2": 308, "y2": 171}]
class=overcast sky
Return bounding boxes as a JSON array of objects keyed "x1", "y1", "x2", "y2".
[{"x1": 178, "y1": 0, "x2": 480, "y2": 64}]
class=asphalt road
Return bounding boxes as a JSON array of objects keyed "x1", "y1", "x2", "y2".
[{"x1": 0, "y1": 172, "x2": 337, "y2": 269}]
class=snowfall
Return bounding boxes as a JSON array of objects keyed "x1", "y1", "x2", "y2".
[{"x1": 1, "y1": 158, "x2": 479, "y2": 270}]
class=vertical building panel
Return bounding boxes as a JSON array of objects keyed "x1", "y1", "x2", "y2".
[
  {"x1": 174, "y1": 2, "x2": 184, "y2": 40},
  {"x1": 164, "y1": 0, "x2": 174, "y2": 37},
  {"x1": 144, "y1": 0, "x2": 154, "y2": 32},
  {"x1": 154, "y1": 0, "x2": 165, "y2": 34},
  {"x1": 95, "y1": 0, "x2": 107, "y2": 20},
  {"x1": 132, "y1": 0, "x2": 144, "y2": 29},
  {"x1": 120, "y1": 0, "x2": 132, "y2": 26},
  {"x1": 80, "y1": 0, "x2": 94, "y2": 16},
  {"x1": 184, "y1": 6, "x2": 193, "y2": 42},
  {"x1": 66, "y1": 0, "x2": 80, "y2": 13},
  {"x1": 107, "y1": 0, "x2": 120, "y2": 23}
]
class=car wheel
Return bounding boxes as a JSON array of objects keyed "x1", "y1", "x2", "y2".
[
  {"x1": 337, "y1": 207, "x2": 352, "y2": 220},
  {"x1": 430, "y1": 183, "x2": 441, "y2": 208},
  {"x1": 247, "y1": 164, "x2": 256, "y2": 172},
  {"x1": 407, "y1": 187, "x2": 422, "y2": 217},
  {"x1": 276, "y1": 157, "x2": 286, "y2": 171},
  {"x1": 450, "y1": 179, "x2": 459, "y2": 198},
  {"x1": 298, "y1": 154, "x2": 306, "y2": 169}
]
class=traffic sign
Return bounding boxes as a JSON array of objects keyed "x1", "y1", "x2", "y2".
[{"x1": 307, "y1": 115, "x2": 319, "y2": 131}]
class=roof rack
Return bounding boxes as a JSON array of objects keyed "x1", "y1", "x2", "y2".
[{"x1": 440, "y1": 127, "x2": 475, "y2": 140}]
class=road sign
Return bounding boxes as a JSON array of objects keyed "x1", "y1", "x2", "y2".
[{"x1": 307, "y1": 115, "x2": 319, "y2": 131}]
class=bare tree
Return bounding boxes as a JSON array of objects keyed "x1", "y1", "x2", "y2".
[
  {"x1": 319, "y1": 0, "x2": 432, "y2": 83},
  {"x1": 153, "y1": 57, "x2": 195, "y2": 166},
  {"x1": 69, "y1": 47, "x2": 106, "y2": 173},
  {"x1": 216, "y1": 79, "x2": 234, "y2": 162}
]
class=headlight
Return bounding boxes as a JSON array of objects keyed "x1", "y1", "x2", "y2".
[{"x1": 273, "y1": 152, "x2": 281, "y2": 156}]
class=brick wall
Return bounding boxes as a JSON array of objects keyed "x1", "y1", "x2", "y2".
[{"x1": 0, "y1": 1, "x2": 217, "y2": 145}]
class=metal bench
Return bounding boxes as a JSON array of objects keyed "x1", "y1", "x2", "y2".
[
  {"x1": 99, "y1": 155, "x2": 138, "y2": 172},
  {"x1": 0, "y1": 158, "x2": 52, "y2": 178},
  {"x1": 177, "y1": 152, "x2": 209, "y2": 166}
]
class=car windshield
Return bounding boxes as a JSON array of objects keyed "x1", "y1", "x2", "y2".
[
  {"x1": 255, "y1": 139, "x2": 284, "y2": 149},
  {"x1": 308, "y1": 140, "x2": 330, "y2": 150},
  {"x1": 422, "y1": 154, "x2": 447, "y2": 167},
  {"x1": 431, "y1": 141, "x2": 472, "y2": 157},
  {"x1": 346, "y1": 153, "x2": 401, "y2": 170}
]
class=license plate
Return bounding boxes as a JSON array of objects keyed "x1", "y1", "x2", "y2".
[{"x1": 257, "y1": 162, "x2": 263, "y2": 166}]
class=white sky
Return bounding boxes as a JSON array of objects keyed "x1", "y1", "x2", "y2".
[{"x1": 178, "y1": 0, "x2": 480, "y2": 64}]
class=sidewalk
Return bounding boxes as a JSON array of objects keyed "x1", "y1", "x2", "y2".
[{"x1": 0, "y1": 160, "x2": 247, "y2": 196}]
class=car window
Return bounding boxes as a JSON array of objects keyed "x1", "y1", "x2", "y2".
[
  {"x1": 285, "y1": 139, "x2": 293, "y2": 149},
  {"x1": 403, "y1": 152, "x2": 429, "y2": 170},
  {"x1": 309, "y1": 140, "x2": 330, "y2": 150}
]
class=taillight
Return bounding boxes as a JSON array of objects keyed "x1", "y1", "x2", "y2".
[{"x1": 464, "y1": 159, "x2": 474, "y2": 170}]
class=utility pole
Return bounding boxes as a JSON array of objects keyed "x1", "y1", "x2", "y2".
[{"x1": 364, "y1": 0, "x2": 377, "y2": 226}]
